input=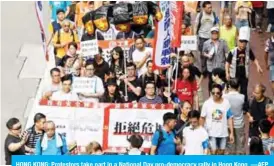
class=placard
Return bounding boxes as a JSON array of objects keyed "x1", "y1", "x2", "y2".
[
  {"x1": 72, "y1": 77, "x2": 95, "y2": 93},
  {"x1": 80, "y1": 40, "x2": 99, "y2": 57},
  {"x1": 180, "y1": 35, "x2": 198, "y2": 51}
]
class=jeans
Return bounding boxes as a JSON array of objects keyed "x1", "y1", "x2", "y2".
[
  {"x1": 268, "y1": 9, "x2": 274, "y2": 25},
  {"x1": 198, "y1": 37, "x2": 209, "y2": 75},
  {"x1": 270, "y1": 65, "x2": 274, "y2": 81},
  {"x1": 235, "y1": 19, "x2": 249, "y2": 30}
]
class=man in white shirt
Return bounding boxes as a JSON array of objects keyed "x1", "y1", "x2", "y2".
[
  {"x1": 42, "y1": 68, "x2": 62, "y2": 100},
  {"x1": 132, "y1": 36, "x2": 152, "y2": 77},
  {"x1": 200, "y1": 83, "x2": 234, "y2": 155},
  {"x1": 183, "y1": 110, "x2": 209, "y2": 155},
  {"x1": 51, "y1": 74, "x2": 79, "y2": 101},
  {"x1": 78, "y1": 60, "x2": 105, "y2": 102}
]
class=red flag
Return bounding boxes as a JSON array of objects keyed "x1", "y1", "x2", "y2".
[{"x1": 171, "y1": 1, "x2": 184, "y2": 48}]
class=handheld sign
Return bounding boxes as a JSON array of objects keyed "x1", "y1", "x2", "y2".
[{"x1": 80, "y1": 40, "x2": 99, "y2": 58}]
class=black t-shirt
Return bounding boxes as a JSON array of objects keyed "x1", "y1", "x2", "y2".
[
  {"x1": 100, "y1": 94, "x2": 125, "y2": 103},
  {"x1": 249, "y1": 97, "x2": 273, "y2": 122},
  {"x1": 138, "y1": 74, "x2": 161, "y2": 95},
  {"x1": 81, "y1": 32, "x2": 104, "y2": 41},
  {"x1": 94, "y1": 61, "x2": 110, "y2": 82},
  {"x1": 161, "y1": 93, "x2": 178, "y2": 104},
  {"x1": 119, "y1": 78, "x2": 141, "y2": 102},
  {"x1": 5, "y1": 134, "x2": 25, "y2": 165},
  {"x1": 226, "y1": 49, "x2": 255, "y2": 78}
]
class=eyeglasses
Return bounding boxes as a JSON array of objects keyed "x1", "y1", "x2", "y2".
[
  {"x1": 211, "y1": 91, "x2": 221, "y2": 95},
  {"x1": 86, "y1": 68, "x2": 95, "y2": 71},
  {"x1": 64, "y1": 25, "x2": 70, "y2": 27},
  {"x1": 12, "y1": 125, "x2": 22, "y2": 130}
]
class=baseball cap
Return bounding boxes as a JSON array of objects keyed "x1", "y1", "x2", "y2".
[
  {"x1": 210, "y1": 27, "x2": 219, "y2": 33},
  {"x1": 56, "y1": 9, "x2": 65, "y2": 15}
]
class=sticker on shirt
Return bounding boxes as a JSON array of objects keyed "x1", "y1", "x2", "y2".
[
  {"x1": 237, "y1": 53, "x2": 245, "y2": 66},
  {"x1": 178, "y1": 88, "x2": 191, "y2": 96},
  {"x1": 212, "y1": 109, "x2": 223, "y2": 121}
]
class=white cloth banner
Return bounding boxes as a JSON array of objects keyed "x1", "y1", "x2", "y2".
[
  {"x1": 107, "y1": 108, "x2": 173, "y2": 149},
  {"x1": 72, "y1": 77, "x2": 95, "y2": 93},
  {"x1": 80, "y1": 40, "x2": 99, "y2": 57},
  {"x1": 179, "y1": 35, "x2": 198, "y2": 51}
]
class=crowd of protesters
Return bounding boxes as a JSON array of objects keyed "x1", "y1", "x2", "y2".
[{"x1": 4, "y1": 1, "x2": 274, "y2": 164}]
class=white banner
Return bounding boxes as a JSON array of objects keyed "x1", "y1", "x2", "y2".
[
  {"x1": 80, "y1": 40, "x2": 99, "y2": 57},
  {"x1": 107, "y1": 108, "x2": 173, "y2": 149},
  {"x1": 72, "y1": 77, "x2": 95, "y2": 93},
  {"x1": 179, "y1": 35, "x2": 198, "y2": 51}
]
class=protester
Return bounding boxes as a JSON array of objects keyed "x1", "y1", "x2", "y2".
[
  {"x1": 234, "y1": 1, "x2": 252, "y2": 29},
  {"x1": 266, "y1": 104, "x2": 274, "y2": 138},
  {"x1": 52, "y1": 19, "x2": 79, "y2": 66},
  {"x1": 251, "y1": 1, "x2": 264, "y2": 33},
  {"x1": 223, "y1": 79, "x2": 246, "y2": 154},
  {"x1": 35, "y1": 121, "x2": 68, "y2": 155},
  {"x1": 203, "y1": 27, "x2": 229, "y2": 92},
  {"x1": 66, "y1": 42, "x2": 84, "y2": 70},
  {"x1": 200, "y1": 84, "x2": 234, "y2": 155},
  {"x1": 86, "y1": 141, "x2": 103, "y2": 155},
  {"x1": 132, "y1": 36, "x2": 153, "y2": 77},
  {"x1": 79, "y1": 60, "x2": 105, "y2": 102},
  {"x1": 139, "y1": 60, "x2": 161, "y2": 95},
  {"x1": 139, "y1": 82, "x2": 163, "y2": 104},
  {"x1": 49, "y1": 1, "x2": 71, "y2": 21},
  {"x1": 127, "y1": 135, "x2": 145, "y2": 155},
  {"x1": 247, "y1": 84, "x2": 273, "y2": 137},
  {"x1": 264, "y1": 29, "x2": 274, "y2": 97},
  {"x1": 75, "y1": 1, "x2": 90, "y2": 39},
  {"x1": 226, "y1": 37, "x2": 263, "y2": 102},
  {"x1": 119, "y1": 62, "x2": 142, "y2": 103},
  {"x1": 109, "y1": 46, "x2": 125, "y2": 80},
  {"x1": 93, "y1": 47, "x2": 110, "y2": 82},
  {"x1": 220, "y1": 15, "x2": 238, "y2": 51},
  {"x1": 57, "y1": 55, "x2": 75, "y2": 77},
  {"x1": 183, "y1": 110, "x2": 209, "y2": 155},
  {"x1": 151, "y1": 112, "x2": 181, "y2": 155},
  {"x1": 51, "y1": 74, "x2": 79, "y2": 101},
  {"x1": 100, "y1": 78, "x2": 124, "y2": 103},
  {"x1": 195, "y1": 1, "x2": 218, "y2": 76},
  {"x1": 249, "y1": 136, "x2": 265, "y2": 155},
  {"x1": 259, "y1": 119, "x2": 274, "y2": 155},
  {"x1": 42, "y1": 68, "x2": 62, "y2": 100},
  {"x1": 173, "y1": 67, "x2": 198, "y2": 110},
  {"x1": 266, "y1": 1, "x2": 274, "y2": 33},
  {"x1": 220, "y1": 1, "x2": 230, "y2": 25},
  {"x1": 5, "y1": 118, "x2": 28, "y2": 164},
  {"x1": 175, "y1": 101, "x2": 192, "y2": 139},
  {"x1": 211, "y1": 68, "x2": 227, "y2": 92},
  {"x1": 161, "y1": 81, "x2": 179, "y2": 107},
  {"x1": 66, "y1": 1, "x2": 78, "y2": 22},
  {"x1": 25, "y1": 113, "x2": 46, "y2": 153}
]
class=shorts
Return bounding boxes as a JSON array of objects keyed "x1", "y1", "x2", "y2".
[
  {"x1": 235, "y1": 20, "x2": 249, "y2": 30},
  {"x1": 270, "y1": 65, "x2": 274, "y2": 81},
  {"x1": 209, "y1": 137, "x2": 227, "y2": 151},
  {"x1": 226, "y1": 127, "x2": 245, "y2": 154}
]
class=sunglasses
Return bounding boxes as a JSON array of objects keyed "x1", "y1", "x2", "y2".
[
  {"x1": 64, "y1": 25, "x2": 70, "y2": 27},
  {"x1": 211, "y1": 91, "x2": 221, "y2": 95},
  {"x1": 13, "y1": 125, "x2": 22, "y2": 130}
]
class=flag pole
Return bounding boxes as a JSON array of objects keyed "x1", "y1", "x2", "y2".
[
  {"x1": 174, "y1": 51, "x2": 179, "y2": 91},
  {"x1": 123, "y1": 32, "x2": 128, "y2": 102}
]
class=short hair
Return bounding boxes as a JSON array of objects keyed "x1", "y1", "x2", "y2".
[
  {"x1": 249, "y1": 136, "x2": 264, "y2": 155},
  {"x1": 6, "y1": 118, "x2": 19, "y2": 129},
  {"x1": 50, "y1": 68, "x2": 61, "y2": 75},
  {"x1": 56, "y1": 9, "x2": 65, "y2": 15},
  {"x1": 68, "y1": 42, "x2": 78, "y2": 50},
  {"x1": 34, "y1": 113, "x2": 46, "y2": 123},
  {"x1": 212, "y1": 68, "x2": 226, "y2": 82},
  {"x1": 145, "y1": 81, "x2": 155, "y2": 88},
  {"x1": 146, "y1": 60, "x2": 153, "y2": 67},
  {"x1": 187, "y1": 110, "x2": 200, "y2": 119},
  {"x1": 134, "y1": 36, "x2": 145, "y2": 43},
  {"x1": 228, "y1": 78, "x2": 240, "y2": 90},
  {"x1": 211, "y1": 83, "x2": 223, "y2": 92},
  {"x1": 85, "y1": 59, "x2": 94, "y2": 68},
  {"x1": 128, "y1": 134, "x2": 144, "y2": 149},
  {"x1": 98, "y1": 47, "x2": 103, "y2": 54},
  {"x1": 86, "y1": 141, "x2": 102, "y2": 154},
  {"x1": 181, "y1": 100, "x2": 192, "y2": 109},
  {"x1": 254, "y1": 84, "x2": 266, "y2": 93},
  {"x1": 163, "y1": 112, "x2": 177, "y2": 124},
  {"x1": 126, "y1": 62, "x2": 136, "y2": 69},
  {"x1": 202, "y1": 1, "x2": 211, "y2": 8},
  {"x1": 259, "y1": 119, "x2": 272, "y2": 134},
  {"x1": 61, "y1": 74, "x2": 73, "y2": 83}
]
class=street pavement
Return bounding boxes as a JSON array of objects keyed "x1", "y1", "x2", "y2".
[{"x1": 0, "y1": 2, "x2": 273, "y2": 164}]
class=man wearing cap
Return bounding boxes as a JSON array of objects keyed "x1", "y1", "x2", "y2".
[
  {"x1": 226, "y1": 35, "x2": 263, "y2": 102},
  {"x1": 202, "y1": 27, "x2": 229, "y2": 92},
  {"x1": 264, "y1": 29, "x2": 274, "y2": 96}
]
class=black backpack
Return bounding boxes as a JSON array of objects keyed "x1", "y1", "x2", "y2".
[
  {"x1": 53, "y1": 29, "x2": 76, "y2": 55},
  {"x1": 39, "y1": 133, "x2": 65, "y2": 155},
  {"x1": 155, "y1": 128, "x2": 177, "y2": 154},
  {"x1": 196, "y1": 11, "x2": 218, "y2": 34}
]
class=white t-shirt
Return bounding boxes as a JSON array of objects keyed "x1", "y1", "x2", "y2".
[
  {"x1": 42, "y1": 82, "x2": 61, "y2": 96},
  {"x1": 267, "y1": 1, "x2": 274, "y2": 9},
  {"x1": 51, "y1": 90, "x2": 79, "y2": 101},
  {"x1": 183, "y1": 126, "x2": 209, "y2": 155},
  {"x1": 78, "y1": 75, "x2": 105, "y2": 102},
  {"x1": 132, "y1": 47, "x2": 153, "y2": 77},
  {"x1": 201, "y1": 98, "x2": 233, "y2": 137}
]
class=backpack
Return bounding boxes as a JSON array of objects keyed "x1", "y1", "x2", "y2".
[
  {"x1": 196, "y1": 11, "x2": 218, "y2": 34},
  {"x1": 51, "y1": 21, "x2": 62, "y2": 34},
  {"x1": 141, "y1": 74, "x2": 158, "y2": 88},
  {"x1": 155, "y1": 128, "x2": 177, "y2": 154},
  {"x1": 54, "y1": 29, "x2": 76, "y2": 55},
  {"x1": 39, "y1": 133, "x2": 65, "y2": 155}
]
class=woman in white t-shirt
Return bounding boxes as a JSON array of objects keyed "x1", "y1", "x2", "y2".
[
  {"x1": 132, "y1": 36, "x2": 152, "y2": 77},
  {"x1": 182, "y1": 110, "x2": 209, "y2": 155}
]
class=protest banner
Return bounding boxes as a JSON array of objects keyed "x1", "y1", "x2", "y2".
[
  {"x1": 72, "y1": 77, "x2": 96, "y2": 93},
  {"x1": 179, "y1": 35, "x2": 198, "y2": 51},
  {"x1": 80, "y1": 40, "x2": 99, "y2": 58}
]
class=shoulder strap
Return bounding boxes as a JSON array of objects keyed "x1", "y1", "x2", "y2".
[
  {"x1": 196, "y1": 12, "x2": 203, "y2": 34},
  {"x1": 154, "y1": 74, "x2": 157, "y2": 85},
  {"x1": 57, "y1": 30, "x2": 61, "y2": 44},
  {"x1": 58, "y1": 133, "x2": 65, "y2": 155},
  {"x1": 213, "y1": 11, "x2": 217, "y2": 25},
  {"x1": 39, "y1": 133, "x2": 44, "y2": 155},
  {"x1": 156, "y1": 129, "x2": 165, "y2": 152},
  {"x1": 142, "y1": 74, "x2": 145, "y2": 87},
  {"x1": 71, "y1": 29, "x2": 75, "y2": 42}
]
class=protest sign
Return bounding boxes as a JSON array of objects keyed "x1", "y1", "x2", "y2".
[
  {"x1": 80, "y1": 40, "x2": 99, "y2": 58},
  {"x1": 179, "y1": 35, "x2": 198, "y2": 51},
  {"x1": 72, "y1": 77, "x2": 95, "y2": 93}
]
